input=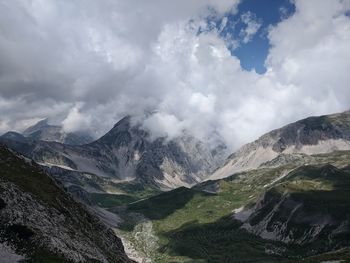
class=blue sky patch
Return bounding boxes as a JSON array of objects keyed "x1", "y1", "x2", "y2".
[{"x1": 203, "y1": 0, "x2": 296, "y2": 74}]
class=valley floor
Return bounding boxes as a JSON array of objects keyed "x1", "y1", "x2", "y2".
[{"x1": 95, "y1": 151, "x2": 350, "y2": 263}]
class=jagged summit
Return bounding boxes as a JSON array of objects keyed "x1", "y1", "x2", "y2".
[{"x1": 93, "y1": 116, "x2": 139, "y2": 147}]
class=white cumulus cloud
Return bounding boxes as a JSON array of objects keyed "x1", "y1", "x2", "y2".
[{"x1": 0, "y1": 0, "x2": 349, "y2": 151}]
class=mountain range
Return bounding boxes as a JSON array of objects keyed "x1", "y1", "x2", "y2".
[
  {"x1": 1, "y1": 116, "x2": 227, "y2": 190},
  {"x1": 1, "y1": 110, "x2": 350, "y2": 262}
]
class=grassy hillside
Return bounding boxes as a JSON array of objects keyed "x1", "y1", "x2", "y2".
[
  {"x1": 89, "y1": 182, "x2": 161, "y2": 208},
  {"x1": 114, "y1": 166, "x2": 297, "y2": 262},
  {"x1": 112, "y1": 150, "x2": 350, "y2": 262}
]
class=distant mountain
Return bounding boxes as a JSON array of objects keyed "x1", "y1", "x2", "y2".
[
  {"x1": 0, "y1": 116, "x2": 227, "y2": 189},
  {"x1": 22, "y1": 118, "x2": 94, "y2": 145},
  {"x1": 210, "y1": 110, "x2": 350, "y2": 180},
  {"x1": 0, "y1": 144, "x2": 133, "y2": 262}
]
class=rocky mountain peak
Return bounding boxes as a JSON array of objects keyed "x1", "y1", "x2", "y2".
[
  {"x1": 95, "y1": 116, "x2": 145, "y2": 148},
  {"x1": 89, "y1": 116, "x2": 227, "y2": 188}
]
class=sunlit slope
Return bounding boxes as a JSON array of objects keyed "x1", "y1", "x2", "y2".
[{"x1": 114, "y1": 150, "x2": 350, "y2": 262}]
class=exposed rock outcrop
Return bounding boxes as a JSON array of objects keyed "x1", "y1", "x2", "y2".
[
  {"x1": 210, "y1": 110, "x2": 350, "y2": 180},
  {"x1": 0, "y1": 144, "x2": 134, "y2": 262}
]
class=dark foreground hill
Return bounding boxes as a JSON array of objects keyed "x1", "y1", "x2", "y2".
[{"x1": 0, "y1": 144, "x2": 134, "y2": 263}]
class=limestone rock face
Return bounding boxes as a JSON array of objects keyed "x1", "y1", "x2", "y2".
[
  {"x1": 210, "y1": 110, "x2": 350, "y2": 180},
  {"x1": 234, "y1": 165, "x2": 350, "y2": 250}
]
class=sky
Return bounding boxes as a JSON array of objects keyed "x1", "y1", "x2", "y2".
[{"x1": 0, "y1": 0, "x2": 349, "y2": 150}]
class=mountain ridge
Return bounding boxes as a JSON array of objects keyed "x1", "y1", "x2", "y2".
[
  {"x1": 0, "y1": 116, "x2": 227, "y2": 190},
  {"x1": 209, "y1": 110, "x2": 350, "y2": 180}
]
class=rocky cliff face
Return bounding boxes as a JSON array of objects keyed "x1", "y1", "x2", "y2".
[
  {"x1": 210, "y1": 110, "x2": 350, "y2": 180},
  {"x1": 234, "y1": 164, "x2": 350, "y2": 251},
  {"x1": 0, "y1": 144, "x2": 133, "y2": 263},
  {"x1": 1, "y1": 116, "x2": 226, "y2": 189},
  {"x1": 89, "y1": 116, "x2": 226, "y2": 188},
  {"x1": 22, "y1": 118, "x2": 94, "y2": 145}
]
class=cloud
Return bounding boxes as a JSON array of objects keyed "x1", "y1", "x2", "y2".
[
  {"x1": 0, "y1": 0, "x2": 238, "y2": 134},
  {"x1": 0, "y1": 0, "x2": 349, "y2": 151},
  {"x1": 266, "y1": 0, "x2": 350, "y2": 111},
  {"x1": 239, "y1": 11, "x2": 262, "y2": 43},
  {"x1": 62, "y1": 103, "x2": 91, "y2": 133},
  {"x1": 141, "y1": 112, "x2": 187, "y2": 140}
]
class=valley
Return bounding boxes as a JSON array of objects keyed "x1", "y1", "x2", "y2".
[
  {"x1": 108, "y1": 151, "x2": 350, "y2": 262},
  {"x1": 1, "y1": 111, "x2": 350, "y2": 262},
  {"x1": 1, "y1": 0, "x2": 350, "y2": 261}
]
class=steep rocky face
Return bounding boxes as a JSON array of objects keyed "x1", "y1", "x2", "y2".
[
  {"x1": 22, "y1": 118, "x2": 94, "y2": 145},
  {"x1": 1, "y1": 116, "x2": 226, "y2": 189},
  {"x1": 0, "y1": 144, "x2": 133, "y2": 263},
  {"x1": 210, "y1": 110, "x2": 350, "y2": 180},
  {"x1": 91, "y1": 116, "x2": 226, "y2": 187},
  {"x1": 235, "y1": 165, "x2": 350, "y2": 251}
]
